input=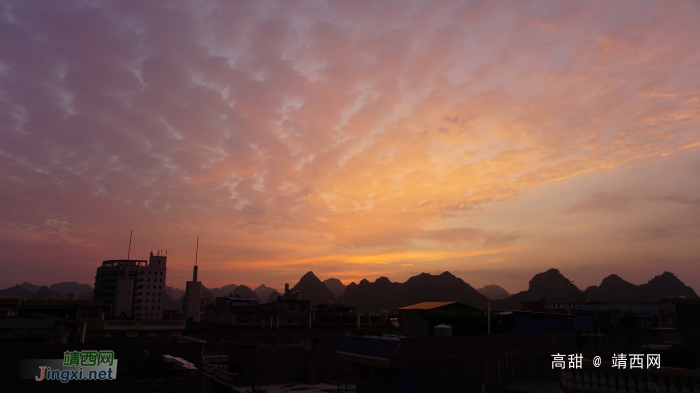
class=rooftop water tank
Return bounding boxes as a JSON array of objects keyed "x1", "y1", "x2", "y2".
[{"x1": 434, "y1": 324, "x2": 453, "y2": 337}]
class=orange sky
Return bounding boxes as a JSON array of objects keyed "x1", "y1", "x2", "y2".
[{"x1": 1, "y1": 1, "x2": 699, "y2": 294}]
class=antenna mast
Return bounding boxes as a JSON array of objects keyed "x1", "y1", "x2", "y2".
[
  {"x1": 127, "y1": 230, "x2": 132, "y2": 260},
  {"x1": 192, "y1": 236, "x2": 199, "y2": 282}
]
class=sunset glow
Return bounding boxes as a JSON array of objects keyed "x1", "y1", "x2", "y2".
[{"x1": 1, "y1": 1, "x2": 699, "y2": 293}]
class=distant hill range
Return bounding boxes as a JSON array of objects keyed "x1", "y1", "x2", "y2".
[
  {"x1": 21, "y1": 282, "x2": 40, "y2": 293},
  {"x1": 0, "y1": 285, "x2": 35, "y2": 298},
  {"x1": 228, "y1": 285, "x2": 257, "y2": 299},
  {"x1": 31, "y1": 286, "x2": 61, "y2": 300},
  {"x1": 253, "y1": 284, "x2": 279, "y2": 301},
  {"x1": 492, "y1": 269, "x2": 698, "y2": 310},
  {"x1": 0, "y1": 282, "x2": 93, "y2": 299},
  {"x1": 165, "y1": 286, "x2": 185, "y2": 300},
  {"x1": 338, "y1": 271, "x2": 489, "y2": 313},
  {"x1": 586, "y1": 272, "x2": 698, "y2": 302},
  {"x1": 49, "y1": 282, "x2": 93, "y2": 297},
  {"x1": 3, "y1": 269, "x2": 695, "y2": 314},
  {"x1": 323, "y1": 278, "x2": 347, "y2": 298},
  {"x1": 477, "y1": 284, "x2": 510, "y2": 300},
  {"x1": 265, "y1": 290, "x2": 282, "y2": 303},
  {"x1": 209, "y1": 284, "x2": 238, "y2": 298},
  {"x1": 290, "y1": 272, "x2": 337, "y2": 307},
  {"x1": 492, "y1": 269, "x2": 586, "y2": 310}
]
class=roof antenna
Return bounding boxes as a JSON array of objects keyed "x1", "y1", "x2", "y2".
[
  {"x1": 127, "y1": 230, "x2": 132, "y2": 260},
  {"x1": 193, "y1": 236, "x2": 199, "y2": 282}
]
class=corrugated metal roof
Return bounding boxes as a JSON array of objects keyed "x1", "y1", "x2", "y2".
[
  {"x1": 397, "y1": 301, "x2": 459, "y2": 310},
  {"x1": 336, "y1": 335, "x2": 400, "y2": 361}
]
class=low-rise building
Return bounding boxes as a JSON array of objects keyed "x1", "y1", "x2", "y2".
[
  {"x1": 521, "y1": 299, "x2": 583, "y2": 313},
  {"x1": 258, "y1": 283, "x2": 311, "y2": 328},
  {"x1": 335, "y1": 331, "x2": 576, "y2": 393},
  {"x1": 570, "y1": 302, "x2": 676, "y2": 326},
  {"x1": 398, "y1": 301, "x2": 483, "y2": 336},
  {"x1": 0, "y1": 314, "x2": 83, "y2": 343},
  {"x1": 18, "y1": 299, "x2": 106, "y2": 337},
  {"x1": 99, "y1": 319, "x2": 186, "y2": 340},
  {"x1": 0, "y1": 298, "x2": 24, "y2": 318},
  {"x1": 204, "y1": 294, "x2": 260, "y2": 326}
]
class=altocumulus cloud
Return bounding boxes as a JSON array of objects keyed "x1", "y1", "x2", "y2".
[{"x1": 0, "y1": 0, "x2": 698, "y2": 288}]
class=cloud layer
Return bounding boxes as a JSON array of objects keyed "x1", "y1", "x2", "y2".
[{"x1": 0, "y1": 0, "x2": 698, "y2": 292}]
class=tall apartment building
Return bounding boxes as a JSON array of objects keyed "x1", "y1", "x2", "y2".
[{"x1": 93, "y1": 251, "x2": 167, "y2": 319}]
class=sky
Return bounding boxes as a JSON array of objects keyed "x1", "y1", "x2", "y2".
[{"x1": 1, "y1": 1, "x2": 699, "y2": 295}]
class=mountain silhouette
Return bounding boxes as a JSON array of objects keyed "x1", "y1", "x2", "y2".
[
  {"x1": 30, "y1": 286, "x2": 61, "y2": 300},
  {"x1": 265, "y1": 290, "x2": 282, "y2": 303},
  {"x1": 323, "y1": 278, "x2": 347, "y2": 298},
  {"x1": 165, "y1": 286, "x2": 185, "y2": 300},
  {"x1": 210, "y1": 284, "x2": 238, "y2": 298},
  {"x1": 200, "y1": 285, "x2": 216, "y2": 301},
  {"x1": 227, "y1": 284, "x2": 258, "y2": 299},
  {"x1": 586, "y1": 272, "x2": 698, "y2": 302},
  {"x1": 492, "y1": 268, "x2": 585, "y2": 310},
  {"x1": 21, "y1": 282, "x2": 40, "y2": 293},
  {"x1": 338, "y1": 271, "x2": 489, "y2": 313},
  {"x1": 0, "y1": 285, "x2": 34, "y2": 298},
  {"x1": 253, "y1": 284, "x2": 278, "y2": 301},
  {"x1": 290, "y1": 271, "x2": 337, "y2": 306},
  {"x1": 477, "y1": 284, "x2": 510, "y2": 300},
  {"x1": 49, "y1": 282, "x2": 93, "y2": 296}
]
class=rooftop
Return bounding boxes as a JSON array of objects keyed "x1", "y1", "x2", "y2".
[
  {"x1": 398, "y1": 301, "x2": 459, "y2": 310},
  {"x1": 223, "y1": 296, "x2": 258, "y2": 301}
]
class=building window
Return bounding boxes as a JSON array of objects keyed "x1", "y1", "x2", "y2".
[
  {"x1": 148, "y1": 272, "x2": 151, "y2": 275},
  {"x1": 158, "y1": 299, "x2": 160, "y2": 303},
  {"x1": 287, "y1": 318, "x2": 295, "y2": 324},
  {"x1": 157, "y1": 306, "x2": 160, "y2": 310},
  {"x1": 138, "y1": 332, "x2": 148, "y2": 337},
  {"x1": 237, "y1": 314, "x2": 254, "y2": 324},
  {"x1": 151, "y1": 313, "x2": 154, "y2": 317},
  {"x1": 80, "y1": 307, "x2": 99, "y2": 319},
  {"x1": 300, "y1": 304, "x2": 307, "y2": 311},
  {"x1": 136, "y1": 313, "x2": 140, "y2": 317},
  {"x1": 139, "y1": 278, "x2": 143, "y2": 282},
  {"x1": 288, "y1": 304, "x2": 295, "y2": 311}
]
